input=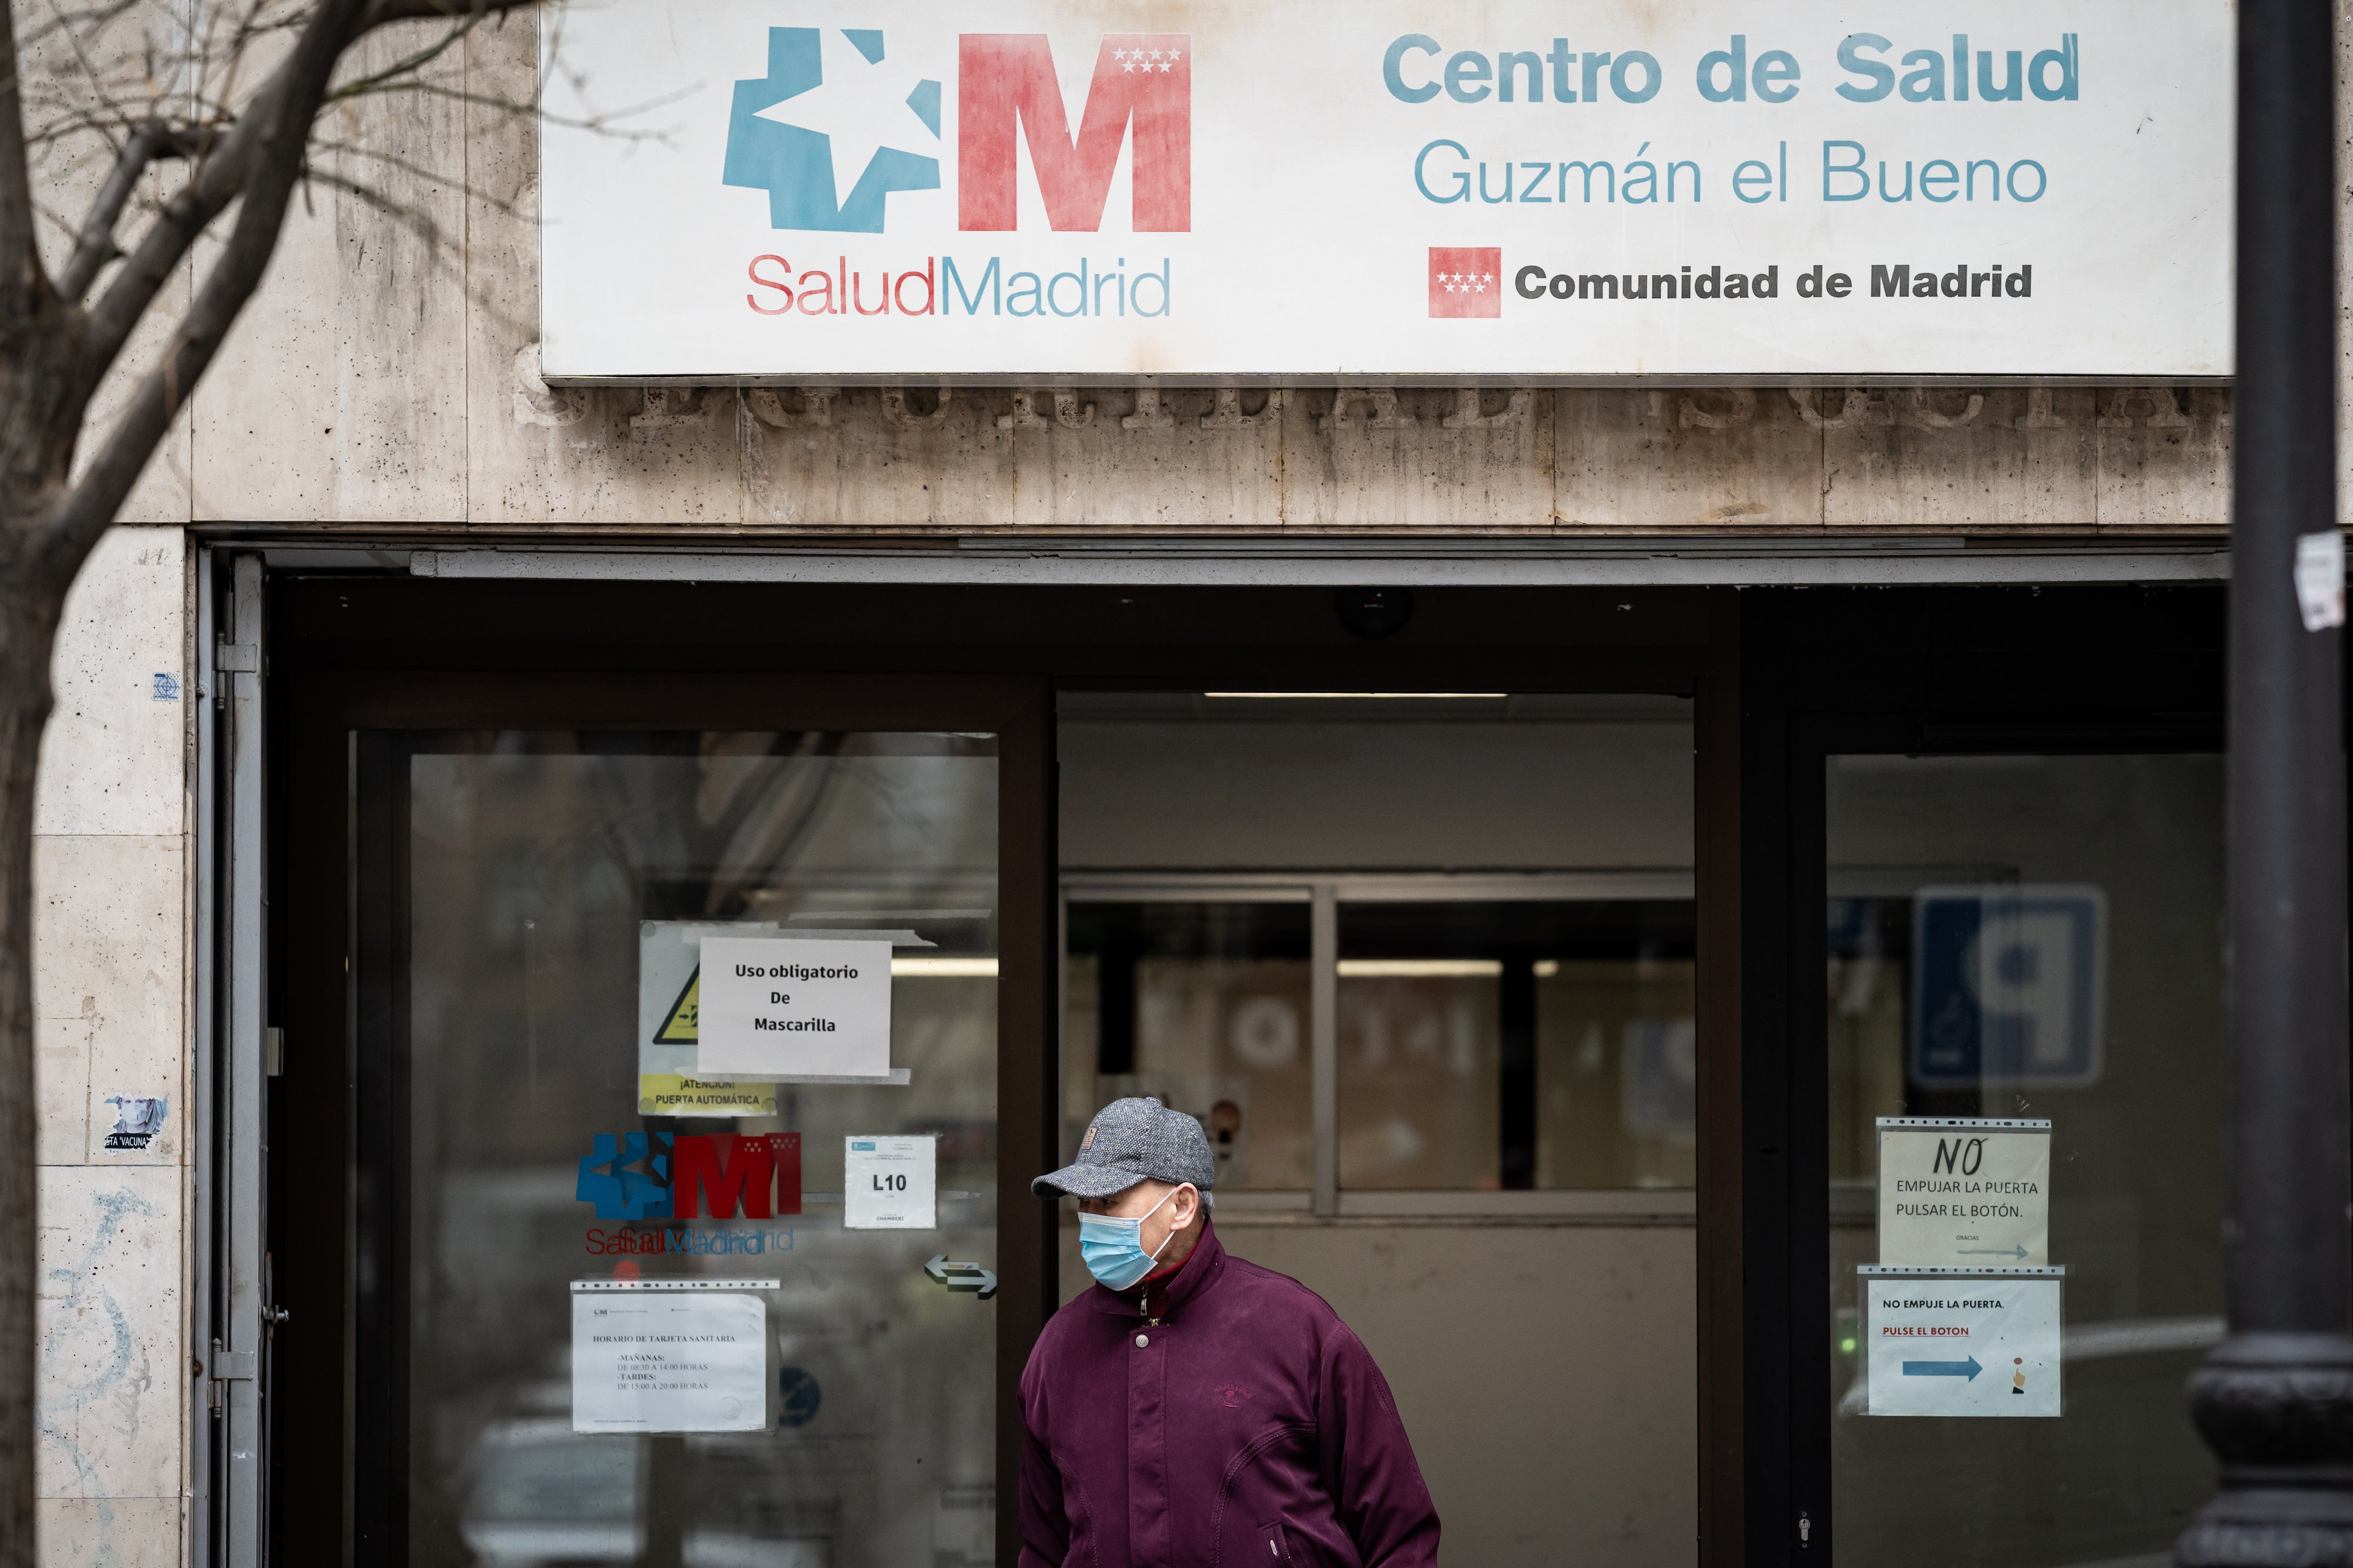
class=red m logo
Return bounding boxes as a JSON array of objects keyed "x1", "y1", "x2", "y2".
[
  {"x1": 672, "y1": 1133, "x2": 802, "y2": 1220},
  {"x1": 958, "y1": 34, "x2": 1191, "y2": 232}
]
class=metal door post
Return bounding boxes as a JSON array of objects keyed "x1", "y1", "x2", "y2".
[
  {"x1": 2178, "y1": 0, "x2": 2353, "y2": 1557},
  {"x1": 202, "y1": 554, "x2": 269, "y2": 1567}
]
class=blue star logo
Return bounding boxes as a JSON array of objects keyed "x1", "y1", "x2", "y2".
[
  {"x1": 722, "y1": 28, "x2": 942, "y2": 233},
  {"x1": 576, "y1": 1132, "x2": 674, "y2": 1220}
]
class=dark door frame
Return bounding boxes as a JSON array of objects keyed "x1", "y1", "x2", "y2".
[
  {"x1": 274, "y1": 670, "x2": 1058, "y2": 1565},
  {"x1": 262, "y1": 569, "x2": 1880, "y2": 1565}
]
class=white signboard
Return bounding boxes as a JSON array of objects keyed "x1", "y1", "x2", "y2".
[
  {"x1": 571, "y1": 1282, "x2": 772, "y2": 1433},
  {"x1": 539, "y1": 0, "x2": 2231, "y2": 381},
  {"x1": 698, "y1": 937, "x2": 894, "y2": 1079},
  {"x1": 1877, "y1": 1117, "x2": 2051, "y2": 1266},
  {"x1": 1864, "y1": 1269, "x2": 2062, "y2": 1417},
  {"x1": 845, "y1": 1135, "x2": 938, "y2": 1229}
]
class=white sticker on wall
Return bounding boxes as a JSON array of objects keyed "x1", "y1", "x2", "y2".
[
  {"x1": 101, "y1": 1095, "x2": 168, "y2": 1152},
  {"x1": 697, "y1": 936, "x2": 894, "y2": 1079},
  {"x1": 844, "y1": 1135, "x2": 938, "y2": 1230},
  {"x1": 570, "y1": 1281, "x2": 772, "y2": 1433},
  {"x1": 1864, "y1": 1269, "x2": 2063, "y2": 1418}
]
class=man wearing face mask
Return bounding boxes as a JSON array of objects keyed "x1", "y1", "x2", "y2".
[{"x1": 1019, "y1": 1096, "x2": 1440, "y2": 1567}]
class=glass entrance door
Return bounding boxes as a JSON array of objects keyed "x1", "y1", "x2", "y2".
[
  {"x1": 353, "y1": 729, "x2": 1008, "y2": 1568},
  {"x1": 1821, "y1": 752, "x2": 2224, "y2": 1565}
]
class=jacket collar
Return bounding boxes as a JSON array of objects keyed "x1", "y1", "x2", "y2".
[{"x1": 1086, "y1": 1217, "x2": 1225, "y2": 1315}]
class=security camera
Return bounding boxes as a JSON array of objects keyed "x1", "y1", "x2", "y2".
[{"x1": 1333, "y1": 588, "x2": 1414, "y2": 640}]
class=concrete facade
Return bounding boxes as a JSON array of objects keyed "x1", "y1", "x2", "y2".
[{"x1": 34, "y1": 527, "x2": 189, "y2": 1568}]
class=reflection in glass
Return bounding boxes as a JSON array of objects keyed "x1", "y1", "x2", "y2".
[
  {"x1": 391, "y1": 732, "x2": 999, "y2": 1568},
  {"x1": 1337, "y1": 962, "x2": 1502, "y2": 1189},
  {"x1": 1063, "y1": 902, "x2": 1312, "y2": 1189},
  {"x1": 1337, "y1": 901, "x2": 1697, "y2": 1192},
  {"x1": 1537, "y1": 958, "x2": 1698, "y2": 1189},
  {"x1": 1825, "y1": 754, "x2": 2223, "y2": 1567}
]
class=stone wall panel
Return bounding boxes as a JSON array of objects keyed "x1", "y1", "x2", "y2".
[
  {"x1": 1555, "y1": 389, "x2": 1824, "y2": 529},
  {"x1": 1822, "y1": 387, "x2": 2102, "y2": 532},
  {"x1": 196, "y1": 21, "x2": 471, "y2": 524},
  {"x1": 35, "y1": 1167, "x2": 183, "y2": 1504}
]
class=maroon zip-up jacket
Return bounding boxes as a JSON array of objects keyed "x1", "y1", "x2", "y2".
[{"x1": 1018, "y1": 1221, "x2": 1441, "y2": 1567}]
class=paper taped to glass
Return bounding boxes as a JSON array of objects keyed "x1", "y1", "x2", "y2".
[
  {"x1": 1862, "y1": 1267, "x2": 2063, "y2": 1418},
  {"x1": 696, "y1": 936, "x2": 895, "y2": 1079},
  {"x1": 1877, "y1": 1117, "x2": 2051, "y2": 1267},
  {"x1": 571, "y1": 1280, "x2": 772, "y2": 1433}
]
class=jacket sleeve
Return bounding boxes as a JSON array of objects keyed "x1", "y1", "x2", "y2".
[
  {"x1": 1317, "y1": 1325, "x2": 1442, "y2": 1567},
  {"x1": 1017, "y1": 1347, "x2": 1071, "y2": 1568}
]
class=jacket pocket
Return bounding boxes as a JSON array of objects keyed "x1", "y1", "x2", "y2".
[{"x1": 1252, "y1": 1518, "x2": 1297, "y2": 1564}]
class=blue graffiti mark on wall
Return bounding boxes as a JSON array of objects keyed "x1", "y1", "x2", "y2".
[{"x1": 39, "y1": 1185, "x2": 161, "y2": 1568}]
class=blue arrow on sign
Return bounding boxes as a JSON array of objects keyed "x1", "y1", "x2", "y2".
[
  {"x1": 1957, "y1": 1245, "x2": 2029, "y2": 1260},
  {"x1": 1902, "y1": 1356, "x2": 1984, "y2": 1380}
]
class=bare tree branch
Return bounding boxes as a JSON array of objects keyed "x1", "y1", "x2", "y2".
[
  {"x1": 43, "y1": 0, "x2": 371, "y2": 578},
  {"x1": 44, "y1": 0, "x2": 539, "y2": 581},
  {"x1": 72, "y1": 0, "x2": 539, "y2": 400},
  {"x1": 72, "y1": 116, "x2": 246, "y2": 398},
  {"x1": 57, "y1": 118, "x2": 198, "y2": 299},
  {"x1": 0, "y1": 2, "x2": 45, "y2": 316},
  {"x1": 322, "y1": 2, "x2": 483, "y2": 102}
]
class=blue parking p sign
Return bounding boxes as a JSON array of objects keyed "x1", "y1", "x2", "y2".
[{"x1": 1911, "y1": 886, "x2": 2106, "y2": 1089}]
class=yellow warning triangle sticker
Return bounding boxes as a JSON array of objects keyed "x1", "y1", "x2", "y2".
[{"x1": 653, "y1": 968, "x2": 699, "y2": 1045}]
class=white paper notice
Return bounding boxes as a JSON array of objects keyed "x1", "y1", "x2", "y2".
[
  {"x1": 1877, "y1": 1118, "x2": 2052, "y2": 1267},
  {"x1": 844, "y1": 1135, "x2": 937, "y2": 1230},
  {"x1": 1864, "y1": 1270, "x2": 2063, "y2": 1418},
  {"x1": 697, "y1": 937, "x2": 893, "y2": 1079},
  {"x1": 571, "y1": 1283, "x2": 771, "y2": 1433}
]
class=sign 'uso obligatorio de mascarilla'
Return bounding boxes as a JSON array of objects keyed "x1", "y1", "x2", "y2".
[
  {"x1": 696, "y1": 937, "x2": 894, "y2": 1079},
  {"x1": 537, "y1": 1, "x2": 2230, "y2": 381}
]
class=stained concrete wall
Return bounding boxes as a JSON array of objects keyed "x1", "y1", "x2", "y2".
[{"x1": 32, "y1": 527, "x2": 190, "y2": 1568}]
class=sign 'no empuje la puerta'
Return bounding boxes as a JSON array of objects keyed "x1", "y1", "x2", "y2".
[{"x1": 537, "y1": 1, "x2": 2230, "y2": 382}]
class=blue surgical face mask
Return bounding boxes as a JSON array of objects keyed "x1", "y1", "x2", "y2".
[{"x1": 1078, "y1": 1185, "x2": 1184, "y2": 1291}]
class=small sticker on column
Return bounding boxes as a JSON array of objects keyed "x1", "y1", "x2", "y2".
[{"x1": 2295, "y1": 531, "x2": 2345, "y2": 630}]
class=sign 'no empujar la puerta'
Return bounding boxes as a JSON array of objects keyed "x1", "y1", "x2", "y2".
[{"x1": 537, "y1": 1, "x2": 2231, "y2": 382}]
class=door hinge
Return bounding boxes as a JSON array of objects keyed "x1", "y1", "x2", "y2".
[
  {"x1": 214, "y1": 641, "x2": 259, "y2": 673},
  {"x1": 264, "y1": 1026, "x2": 284, "y2": 1077},
  {"x1": 206, "y1": 1339, "x2": 256, "y2": 1411}
]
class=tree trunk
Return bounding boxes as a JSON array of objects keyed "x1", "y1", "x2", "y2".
[{"x1": 0, "y1": 551, "x2": 62, "y2": 1568}]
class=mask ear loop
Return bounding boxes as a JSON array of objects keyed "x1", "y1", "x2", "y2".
[{"x1": 1139, "y1": 1183, "x2": 1189, "y2": 1265}]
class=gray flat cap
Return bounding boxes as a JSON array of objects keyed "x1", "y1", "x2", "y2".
[{"x1": 1034, "y1": 1096, "x2": 1217, "y2": 1202}]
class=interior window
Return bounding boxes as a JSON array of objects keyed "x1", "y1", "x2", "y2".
[
  {"x1": 1062, "y1": 901, "x2": 1313, "y2": 1191},
  {"x1": 1337, "y1": 900, "x2": 1697, "y2": 1191}
]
